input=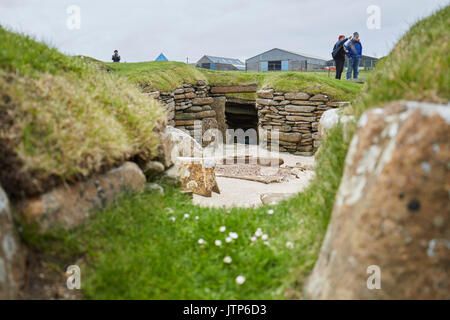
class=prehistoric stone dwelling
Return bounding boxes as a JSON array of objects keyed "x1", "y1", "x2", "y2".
[
  {"x1": 245, "y1": 48, "x2": 328, "y2": 71},
  {"x1": 150, "y1": 81, "x2": 349, "y2": 155}
]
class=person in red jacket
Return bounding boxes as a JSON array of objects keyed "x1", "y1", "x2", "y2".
[{"x1": 332, "y1": 34, "x2": 351, "y2": 79}]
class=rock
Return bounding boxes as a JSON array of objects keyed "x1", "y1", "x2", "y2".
[
  {"x1": 176, "y1": 158, "x2": 220, "y2": 197},
  {"x1": 278, "y1": 132, "x2": 302, "y2": 143},
  {"x1": 192, "y1": 97, "x2": 214, "y2": 105},
  {"x1": 166, "y1": 126, "x2": 203, "y2": 161},
  {"x1": 286, "y1": 115, "x2": 316, "y2": 122},
  {"x1": 0, "y1": 185, "x2": 25, "y2": 299},
  {"x1": 16, "y1": 162, "x2": 146, "y2": 233},
  {"x1": 145, "y1": 183, "x2": 164, "y2": 195},
  {"x1": 285, "y1": 105, "x2": 317, "y2": 113},
  {"x1": 143, "y1": 161, "x2": 165, "y2": 177},
  {"x1": 174, "y1": 110, "x2": 216, "y2": 120},
  {"x1": 309, "y1": 94, "x2": 328, "y2": 101},
  {"x1": 210, "y1": 84, "x2": 258, "y2": 94},
  {"x1": 256, "y1": 98, "x2": 278, "y2": 106},
  {"x1": 257, "y1": 89, "x2": 274, "y2": 99},
  {"x1": 156, "y1": 127, "x2": 175, "y2": 168},
  {"x1": 318, "y1": 108, "x2": 355, "y2": 137},
  {"x1": 260, "y1": 193, "x2": 295, "y2": 205},
  {"x1": 211, "y1": 96, "x2": 227, "y2": 140},
  {"x1": 304, "y1": 101, "x2": 450, "y2": 299},
  {"x1": 201, "y1": 118, "x2": 219, "y2": 147},
  {"x1": 284, "y1": 92, "x2": 310, "y2": 100}
]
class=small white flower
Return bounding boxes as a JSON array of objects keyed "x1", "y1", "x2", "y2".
[
  {"x1": 184, "y1": 213, "x2": 190, "y2": 219},
  {"x1": 166, "y1": 208, "x2": 174, "y2": 214},
  {"x1": 225, "y1": 237, "x2": 232, "y2": 243},
  {"x1": 264, "y1": 241, "x2": 270, "y2": 246},
  {"x1": 250, "y1": 236, "x2": 257, "y2": 242},
  {"x1": 261, "y1": 234, "x2": 268, "y2": 241},
  {"x1": 223, "y1": 256, "x2": 232, "y2": 264},
  {"x1": 170, "y1": 217, "x2": 176, "y2": 222},
  {"x1": 215, "y1": 240, "x2": 222, "y2": 246},
  {"x1": 235, "y1": 275, "x2": 246, "y2": 285},
  {"x1": 267, "y1": 209, "x2": 274, "y2": 215},
  {"x1": 229, "y1": 232, "x2": 238, "y2": 239},
  {"x1": 198, "y1": 238, "x2": 205, "y2": 245},
  {"x1": 286, "y1": 241, "x2": 294, "y2": 249},
  {"x1": 255, "y1": 229, "x2": 263, "y2": 237},
  {"x1": 195, "y1": 216, "x2": 199, "y2": 220},
  {"x1": 219, "y1": 226, "x2": 226, "y2": 232},
  {"x1": 226, "y1": 210, "x2": 231, "y2": 214}
]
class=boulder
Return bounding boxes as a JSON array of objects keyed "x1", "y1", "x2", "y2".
[
  {"x1": 305, "y1": 101, "x2": 450, "y2": 299},
  {"x1": 143, "y1": 161, "x2": 165, "y2": 177},
  {"x1": 318, "y1": 108, "x2": 354, "y2": 137},
  {"x1": 16, "y1": 162, "x2": 146, "y2": 233},
  {"x1": 176, "y1": 158, "x2": 220, "y2": 197},
  {"x1": 0, "y1": 185, "x2": 25, "y2": 299}
]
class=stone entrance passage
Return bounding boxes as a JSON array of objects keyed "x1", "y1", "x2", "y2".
[{"x1": 225, "y1": 98, "x2": 258, "y2": 144}]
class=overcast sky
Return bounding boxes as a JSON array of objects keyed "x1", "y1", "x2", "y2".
[{"x1": 0, "y1": 0, "x2": 447, "y2": 63}]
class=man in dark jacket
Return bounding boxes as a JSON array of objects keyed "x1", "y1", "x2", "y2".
[
  {"x1": 112, "y1": 50, "x2": 121, "y2": 63},
  {"x1": 345, "y1": 32, "x2": 363, "y2": 79},
  {"x1": 332, "y1": 35, "x2": 351, "y2": 80}
]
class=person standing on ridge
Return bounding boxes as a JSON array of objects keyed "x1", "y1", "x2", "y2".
[
  {"x1": 345, "y1": 32, "x2": 362, "y2": 79},
  {"x1": 332, "y1": 34, "x2": 351, "y2": 80},
  {"x1": 112, "y1": 50, "x2": 121, "y2": 63}
]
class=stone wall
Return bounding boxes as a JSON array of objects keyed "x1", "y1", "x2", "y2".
[
  {"x1": 256, "y1": 89, "x2": 349, "y2": 155},
  {"x1": 152, "y1": 82, "x2": 349, "y2": 155}
]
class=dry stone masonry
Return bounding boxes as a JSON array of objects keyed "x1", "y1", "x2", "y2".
[
  {"x1": 152, "y1": 82, "x2": 349, "y2": 155},
  {"x1": 257, "y1": 89, "x2": 349, "y2": 155}
]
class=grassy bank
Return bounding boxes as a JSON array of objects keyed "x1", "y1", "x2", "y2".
[
  {"x1": 0, "y1": 27, "x2": 164, "y2": 198},
  {"x1": 353, "y1": 5, "x2": 449, "y2": 116},
  {"x1": 107, "y1": 61, "x2": 362, "y2": 101},
  {"x1": 26, "y1": 124, "x2": 349, "y2": 299}
]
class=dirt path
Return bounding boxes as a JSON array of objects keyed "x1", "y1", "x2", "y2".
[{"x1": 193, "y1": 144, "x2": 315, "y2": 208}]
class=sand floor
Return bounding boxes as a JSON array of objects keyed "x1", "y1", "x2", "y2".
[{"x1": 193, "y1": 144, "x2": 315, "y2": 208}]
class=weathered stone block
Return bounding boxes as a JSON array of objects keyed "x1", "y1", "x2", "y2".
[
  {"x1": 285, "y1": 92, "x2": 310, "y2": 100},
  {"x1": 0, "y1": 185, "x2": 25, "y2": 299},
  {"x1": 16, "y1": 162, "x2": 146, "y2": 233},
  {"x1": 285, "y1": 105, "x2": 317, "y2": 113},
  {"x1": 305, "y1": 101, "x2": 450, "y2": 299}
]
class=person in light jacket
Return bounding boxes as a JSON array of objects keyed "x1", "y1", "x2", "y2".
[{"x1": 345, "y1": 32, "x2": 362, "y2": 79}]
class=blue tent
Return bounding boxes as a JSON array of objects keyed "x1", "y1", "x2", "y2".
[{"x1": 155, "y1": 53, "x2": 168, "y2": 61}]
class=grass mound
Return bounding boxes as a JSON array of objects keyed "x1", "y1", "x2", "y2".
[
  {"x1": 108, "y1": 61, "x2": 362, "y2": 101},
  {"x1": 105, "y1": 61, "x2": 207, "y2": 93},
  {"x1": 0, "y1": 27, "x2": 164, "y2": 199},
  {"x1": 354, "y1": 5, "x2": 449, "y2": 116}
]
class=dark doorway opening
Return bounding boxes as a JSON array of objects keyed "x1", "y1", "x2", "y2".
[{"x1": 225, "y1": 99, "x2": 258, "y2": 144}]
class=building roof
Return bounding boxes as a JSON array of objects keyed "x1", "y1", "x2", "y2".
[
  {"x1": 204, "y1": 55, "x2": 245, "y2": 70},
  {"x1": 155, "y1": 53, "x2": 168, "y2": 61},
  {"x1": 246, "y1": 48, "x2": 328, "y2": 62}
]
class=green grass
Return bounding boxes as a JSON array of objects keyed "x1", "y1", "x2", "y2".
[
  {"x1": 24, "y1": 123, "x2": 349, "y2": 300},
  {"x1": 0, "y1": 26, "x2": 164, "y2": 198},
  {"x1": 353, "y1": 5, "x2": 449, "y2": 116},
  {"x1": 105, "y1": 61, "x2": 207, "y2": 93},
  {"x1": 106, "y1": 62, "x2": 362, "y2": 101}
]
